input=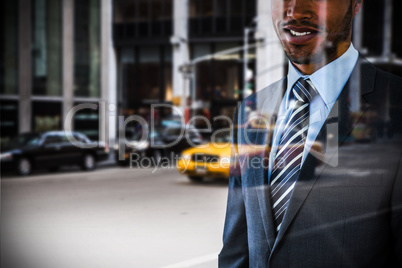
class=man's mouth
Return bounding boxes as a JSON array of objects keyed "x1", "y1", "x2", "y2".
[
  {"x1": 289, "y1": 30, "x2": 312, "y2": 37},
  {"x1": 282, "y1": 26, "x2": 320, "y2": 45}
]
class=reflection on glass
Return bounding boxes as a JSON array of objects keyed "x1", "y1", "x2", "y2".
[
  {"x1": 189, "y1": 0, "x2": 255, "y2": 35},
  {"x1": 0, "y1": 100, "x2": 19, "y2": 144},
  {"x1": 1, "y1": 1, "x2": 18, "y2": 95},
  {"x1": 32, "y1": 0, "x2": 62, "y2": 96},
  {"x1": 73, "y1": 103, "x2": 99, "y2": 141},
  {"x1": 139, "y1": 47, "x2": 160, "y2": 101},
  {"x1": 74, "y1": 0, "x2": 100, "y2": 97},
  {"x1": 192, "y1": 44, "x2": 212, "y2": 101},
  {"x1": 192, "y1": 43, "x2": 249, "y2": 101},
  {"x1": 120, "y1": 48, "x2": 136, "y2": 107},
  {"x1": 32, "y1": 101, "x2": 62, "y2": 132},
  {"x1": 214, "y1": 43, "x2": 241, "y2": 100}
]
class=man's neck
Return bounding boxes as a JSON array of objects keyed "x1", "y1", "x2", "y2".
[{"x1": 292, "y1": 41, "x2": 352, "y2": 75}]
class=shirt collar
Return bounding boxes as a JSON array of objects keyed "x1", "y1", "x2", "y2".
[{"x1": 286, "y1": 43, "x2": 359, "y2": 111}]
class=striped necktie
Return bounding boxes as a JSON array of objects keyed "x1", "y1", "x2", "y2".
[{"x1": 270, "y1": 78, "x2": 316, "y2": 233}]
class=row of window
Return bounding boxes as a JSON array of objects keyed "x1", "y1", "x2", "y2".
[
  {"x1": 112, "y1": 0, "x2": 402, "y2": 57},
  {"x1": 0, "y1": 0, "x2": 101, "y2": 97},
  {"x1": 113, "y1": 0, "x2": 255, "y2": 23},
  {"x1": 118, "y1": 46, "x2": 172, "y2": 109},
  {"x1": 113, "y1": 0, "x2": 256, "y2": 40},
  {"x1": 190, "y1": 42, "x2": 255, "y2": 102},
  {"x1": 0, "y1": 100, "x2": 100, "y2": 143}
]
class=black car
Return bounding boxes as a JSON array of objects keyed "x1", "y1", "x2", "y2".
[
  {"x1": 114, "y1": 125, "x2": 203, "y2": 166},
  {"x1": 161, "y1": 125, "x2": 203, "y2": 153},
  {"x1": 1, "y1": 131, "x2": 109, "y2": 175}
]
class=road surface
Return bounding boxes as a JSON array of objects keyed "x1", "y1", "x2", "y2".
[{"x1": 2, "y1": 166, "x2": 229, "y2": 268}]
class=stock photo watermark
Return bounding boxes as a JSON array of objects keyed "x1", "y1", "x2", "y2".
[{"x1": 62, "y1": 101, "x2": 340, "y2": 173}]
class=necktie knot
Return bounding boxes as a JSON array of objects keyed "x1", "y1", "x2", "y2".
[{"x1": 291, "y1": 78, "x2": 316, "y2": 103}]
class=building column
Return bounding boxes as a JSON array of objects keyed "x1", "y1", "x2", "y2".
[
  {"x1": 101, "y1": 0, "x2": 116, "y2": 146},
  {"x1": 19, "y1": 0, "x2": 32, "y2": 133},
  {"x1": 62, "y1": 0, "x2": 74, "y2": 129},
  {"x1": 255, "y1": 0, "x2": 285, "y2": 108},
  {"x1": 172, "y1": 0, "x2": 190, "y2": 111}
]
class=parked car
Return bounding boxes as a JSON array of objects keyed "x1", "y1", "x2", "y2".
[
  {"x1": 114, "y1": 125, "x2": 203, "y2": 166},
  {"x1": 1, "y1": 131, "x2": 109, "y2": 175}
]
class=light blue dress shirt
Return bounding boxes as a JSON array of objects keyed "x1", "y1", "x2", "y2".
[{"x1": 268, "y1": 44, "x2": 359, "y2": 182}]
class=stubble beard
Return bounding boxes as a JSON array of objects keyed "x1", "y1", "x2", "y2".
[{"x1": 284, "y1": 2, "x2": 354, "y2": 66}]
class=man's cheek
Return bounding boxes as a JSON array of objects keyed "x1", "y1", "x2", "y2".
[{"x1": 270, "y1": 1, "x2": 283, "y2": 19}]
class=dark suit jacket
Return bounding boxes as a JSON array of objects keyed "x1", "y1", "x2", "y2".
[{"x1": 219, "y1": 57, "x2": 402, "y2": 267}]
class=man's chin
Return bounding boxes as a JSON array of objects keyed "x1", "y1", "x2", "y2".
[
  {"x1": 288, "y1": 56, "x2": 311, "y2": 65},
  {"x1": 287, "y1": 53, "x2": 315, "y2": 65},
  {"x1": 286, "y1": 50, "x2": 326, "y2": 66}
]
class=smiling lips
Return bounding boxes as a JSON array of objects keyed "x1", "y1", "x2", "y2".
[
  {"x1": 283, "y1": 26, "x2": 320, "y2": 45},
  {"x1": 290, "y1": 30, "x2": 311, "y2": 36}
]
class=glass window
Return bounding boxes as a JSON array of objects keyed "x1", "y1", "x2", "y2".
[
  {"x1": 214, "y1": 43, "x2": 241, "y2": 100},
  {"x1": 230, "y1": 0, "x2": 243, "y2": 17},
  {"x1": 192, "y1": 44, "x2": 212, "y2": 101},
  {"x1": 162, "y1": 0, "x2": 173, "y2": 20},
  {"x1": 192, "y1": 44, "x2": 210, "y2": 59},
  {"x1": 215, "y1": 0, "x2": 227, "y2": 17},
  {"x1": 73, "y1": 102, "x2": 99, "y2": 141},
  {"x1": 138, "y1": 47, "x2": 160, "y2": 101},
  {"x1": 201, "y1": 0, "x2": 213, "y2": 17},
  {"x1": 74, "y1": 0, "x2": 100, "y2": 97},
  {"x1": 32, "y1": 0, "x2": 62, "y2": 96},
  {"x1": 32, "y1": 101, "x2": 62, "y2": 132},
  {"x1": 245, "y1": 0, "x2": 256, "y2": 17},
  {"x1": 8, "y1": 133, "x2": 42, "y2": 147},
  {"x1": 151, "y1": 0, "x2": 164, "y2": 20},
  {"x1": 113, "y1": 0, "x2": 127, "y2": 23},
  {"x1": 114, "y1": 0, "x2": 172, "y2": 23},
  {"x1": 119, "y1": 48, "x2": 136, "y2": 107},
  {"x1": 0, "y1": 100, "x2": 19, "y2": 145},
  {"x1": 138, "y1": 0, "x2": 150, "y2": 22},
  {"x1": 43, "y1": 135, "x2": 62, "y2": 144},
  {"x1": 189, "y1": 0, "x2": 213, "y2": 18},
  {"x1": 125, "y1": 2, "x2": 138, "y2": 23},
  {"x1": 189, "y1": 0, "x2": 199, "y2": 18},
  {"x1": 392, "y1": 1, "x2": 402, "y2": 57},
  {"x1": 0, "y1": 1, "x2": 19, "y2": 95},
  {"x1": 164, "y1": 47, "x2": 173, "y2": 101},
  {"x1": 215, "y1": 0, "x2": 228, "y2": 33}
]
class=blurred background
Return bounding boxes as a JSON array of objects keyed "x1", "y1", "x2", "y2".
[{"x1": 1, "y1": 0, "x2": 402, "y2": 267}]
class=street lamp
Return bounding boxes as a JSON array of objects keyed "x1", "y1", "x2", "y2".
[{"x1": 178, "y1": 62, "x2": 194, "y2": 111}]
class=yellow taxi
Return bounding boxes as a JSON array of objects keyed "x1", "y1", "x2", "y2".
[
  {"x1": 177, "y1": 130, "x2": 232, "y2": 182},
  {"x1": 177, "y1": 128, "x2": 324, "y2": 182}
]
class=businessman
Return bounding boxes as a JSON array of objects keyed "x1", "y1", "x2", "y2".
[{"x1": 219, "y1": 0, "x2": 402, "y2": 267}]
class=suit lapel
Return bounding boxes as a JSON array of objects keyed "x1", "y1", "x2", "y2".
[
  {"x1": 251, "y1": 79, "x2": 286, "y2": 251},
  {"x1": 272, "y1": 56, "x2": 377, "y2": 249}
]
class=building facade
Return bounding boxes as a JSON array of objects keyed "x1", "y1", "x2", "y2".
[
  {"x1": 1, "y1": 0, "x2": 401, "y2": 145},
  {"x1": 0, "y1": 0, "x2": 115, "y2": 144},
  {"x1": 112, "y1": 0, "x2": 402, "y2": 132},
  {"x1": 113, "y1": 0, "x2": 262, "y2": 128}
]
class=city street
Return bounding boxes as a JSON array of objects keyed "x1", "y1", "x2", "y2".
[
  {"x1": 1, "y1": 165, "x2": 228, "y2": 268},
  {"x1": 2, "y1": 138, "x2": 401, "y2": 268}
]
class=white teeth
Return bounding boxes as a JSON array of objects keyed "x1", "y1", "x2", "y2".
[{"x1": 290, "y1": 30, "x2": 312, "y2": 36}]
